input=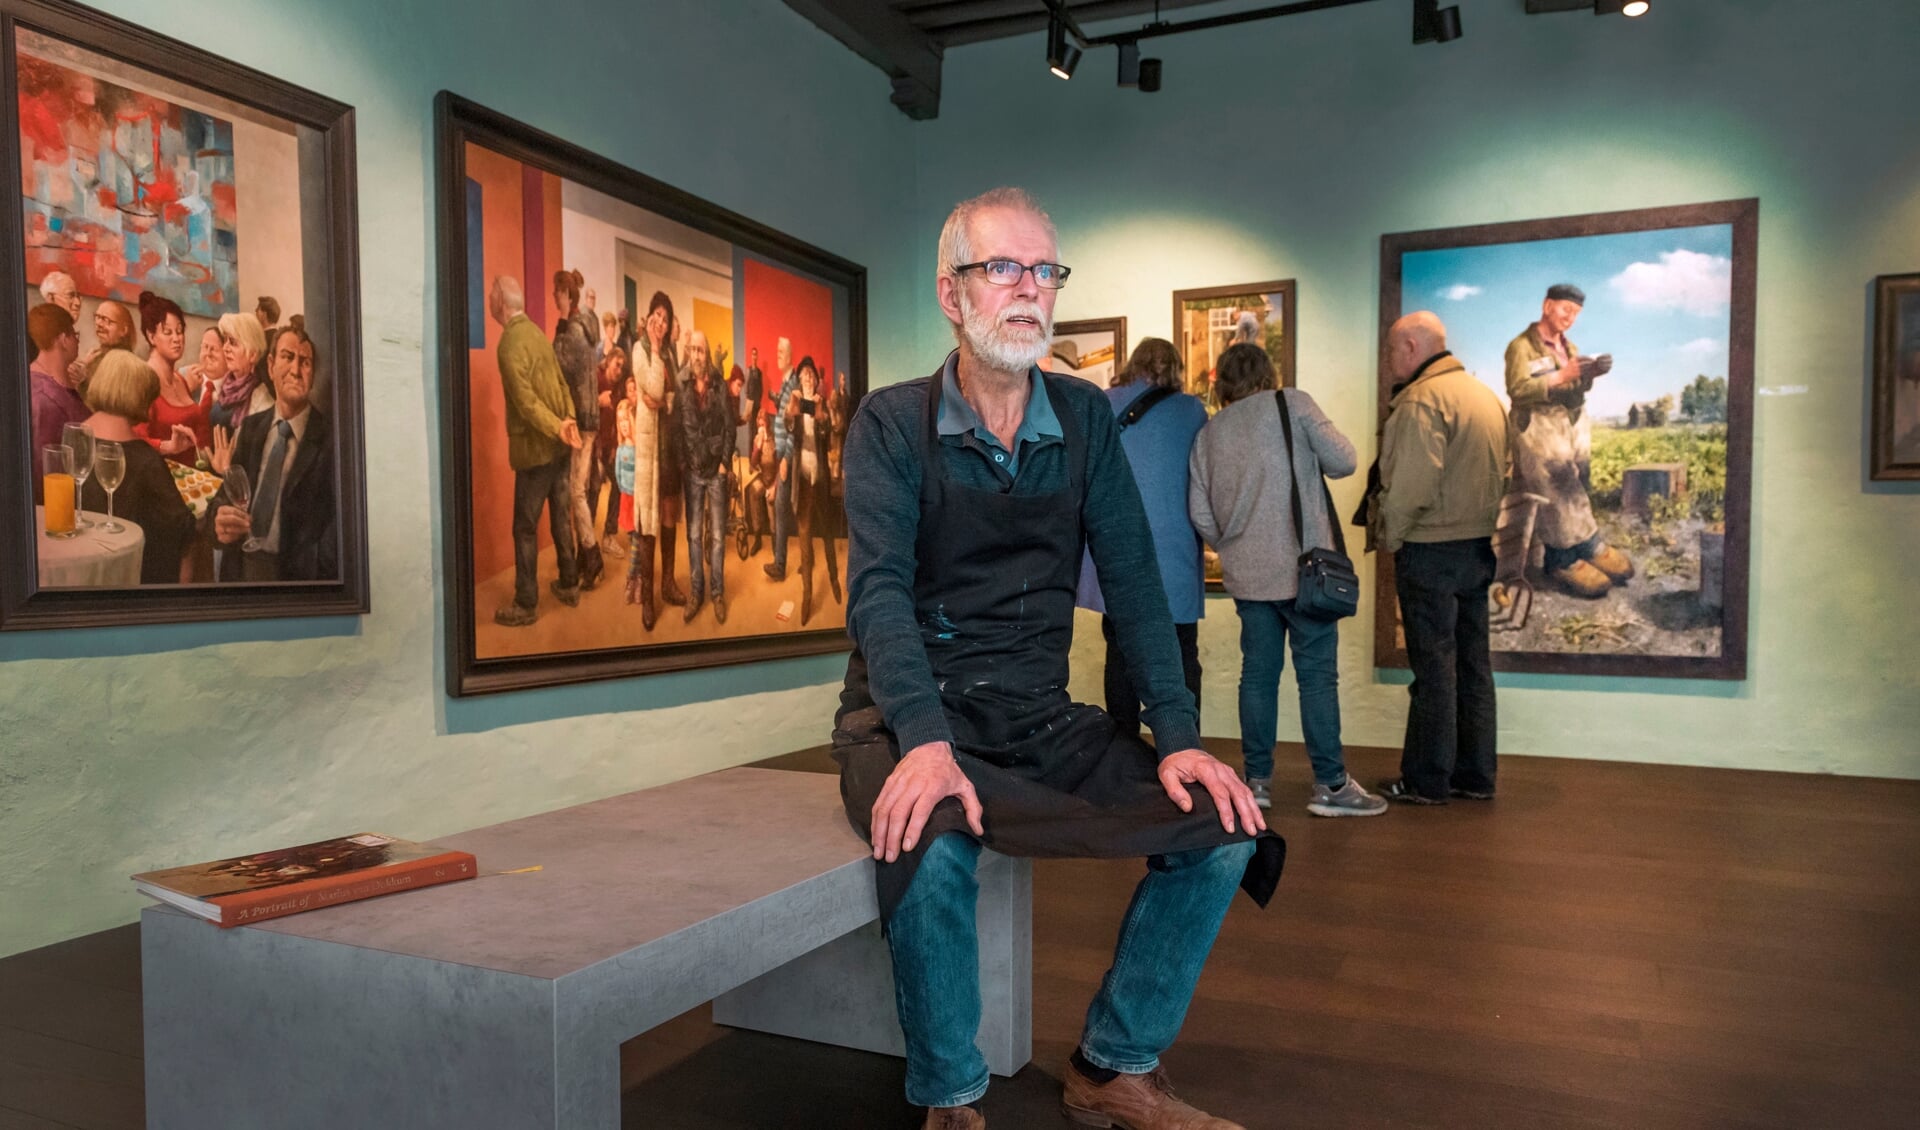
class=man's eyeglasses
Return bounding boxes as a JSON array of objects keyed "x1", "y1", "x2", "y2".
[{"x1": 952, "y1": 259, "x2": 1071, "y2": 290}]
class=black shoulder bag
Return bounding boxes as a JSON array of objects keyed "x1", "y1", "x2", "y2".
[
  {"x1": 1276, "y1": 390, "x2": 1360, "y2": 620},
  {"x1": 1116, "y1": 385, "x2": 1177, "y2": 431}
]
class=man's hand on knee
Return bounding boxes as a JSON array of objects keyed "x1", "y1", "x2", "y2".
[
  {"x1": 870, "y1": 741, "x2": 985, "y2": 863},
  {"x1": 1158, "y1": 750, "x2": 1268, "y2": 837}
]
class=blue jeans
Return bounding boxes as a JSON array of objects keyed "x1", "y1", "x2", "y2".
[
  {"x1": 684, "y1": 472, "x2": 726, "y2": 601},
  {"x1": 1235, "y1": 598, "x2": 1345, "y2": 786},
  {"x1": 887, "y1": 834, "x2": 1256, "y2": 1108}
]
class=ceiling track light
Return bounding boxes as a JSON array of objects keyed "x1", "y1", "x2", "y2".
[
  {"x1": 1138, "y1": 57, "x2": 1163, "y2": 93},
  {"x1": 1596, "y1": 0, "x2": 1652, "y2": 14},
  {"x1": 1046, "y1": 14, "x2": 1082, "y2": 80},
  {"x1": 1413, "y1": 0, "x2": 1463, "y2": 44}
]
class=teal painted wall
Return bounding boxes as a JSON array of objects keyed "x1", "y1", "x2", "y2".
[
  {"x1": 908, "y1": 1, "x2": 1920, "y2": 779},
  {"x1": 0, "y1": 0, "x2": 921, "y2": 958}
]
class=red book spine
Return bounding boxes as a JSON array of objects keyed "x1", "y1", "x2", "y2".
[{"x1": 208, "y1": 851, "x2": 478, "y2": 927}]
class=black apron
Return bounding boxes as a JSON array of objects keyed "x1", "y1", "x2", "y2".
[{"x1": 834, "y1": 369, "x2": 1284, "y2": 922}]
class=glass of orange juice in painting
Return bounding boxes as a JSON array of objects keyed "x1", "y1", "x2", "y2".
[{"x1": 42, "y1": 445, "x2": 78, "y2": 538}]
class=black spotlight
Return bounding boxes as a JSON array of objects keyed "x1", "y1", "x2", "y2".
[
  {"x1": 1117, "y1": 40, "x2": 1140, "y2": 88},
  {"x1": 1138, "y1": 57, "x2": 1163, "y2": 93},
  {"x1": 1412, "y1": 0, "x2": 1463, "y2": 43},
  {"x1": 1595, "y1": 0, "x2": 1651, "y2": 14},
  {"x1": 1047, "y1": 16, "x2": 1083, "y2": 80}
]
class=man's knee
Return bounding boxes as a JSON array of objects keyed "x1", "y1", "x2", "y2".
[
  {"x1": 900, "y1": 832, "x2": 983, "y2": 903},
  {"x1": 1154, "y1": 838, "x2": 1257, "y2": 877}
]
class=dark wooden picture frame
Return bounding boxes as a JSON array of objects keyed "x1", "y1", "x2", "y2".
[
  {"x1": 1870, "y1": 272, "x2": 1920, "y2": 481},
  {"x1": 1048, "y1": 316, "x2": 1126, "y2": 388},
  {"x1": 436, "y1": 93, "x2": 867, "y2": 696},
  {"x1": 0, "y1": 0, "x2": 368, "y2": 630},
  {"x1": 1375, "y1": 199, "x2": 1757, "y2": 680},
  {"x1": 1171, "y1": 280, "x2": 1297, "y2": 393}
]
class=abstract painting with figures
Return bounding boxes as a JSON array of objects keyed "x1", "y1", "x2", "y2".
[
  {"x1": 2, "y1": 2, "x2": 367, "y2": 632},
  {"x1": 437, "y1": 94, "x2": 865, "y2": 695},
  {"x1": 1377, "y1": 200, "x2": 1756, "y2": 680}
]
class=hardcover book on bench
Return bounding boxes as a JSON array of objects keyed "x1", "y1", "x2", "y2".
[{"x1": 133, "y1": 833, "x2": 477, "y2": 927}]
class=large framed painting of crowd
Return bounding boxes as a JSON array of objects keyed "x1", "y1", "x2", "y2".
[
  {"x1": 1376, "y1": 199, "x2": 1757, "y2": 680},
  {"x1": 435, "y1": 94, "x2": 866, "y2": 696},
  {"x1": 1174, "y1": 280, "x2": 1296, "y2": 590},
  {"x1": 0, "y1": 0, "x2": 367, "y2": 630},
  {"x1": 1870, "y1": 272, "x2": 1920, "y2": 481}
]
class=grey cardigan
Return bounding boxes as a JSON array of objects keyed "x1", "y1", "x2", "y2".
[{"x1": 1188, "y1": 388, "x2": 1357, "y2": 601}]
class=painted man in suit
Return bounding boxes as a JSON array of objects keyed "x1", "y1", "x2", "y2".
[{"x1": 211, "y1": 326, "x2": 338, "y2": 582}]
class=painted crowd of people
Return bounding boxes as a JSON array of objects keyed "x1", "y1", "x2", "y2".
[
  {"x1": 487, "y1": 270, "x2": 848, "y2": 632},
  {"x1": 27, "y1": 273, "x2": 337, "y2": 586}
]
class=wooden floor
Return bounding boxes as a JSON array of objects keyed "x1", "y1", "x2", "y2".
[{"x1": 5, "y1": 745, "x2": 1917, "y2": 1129}]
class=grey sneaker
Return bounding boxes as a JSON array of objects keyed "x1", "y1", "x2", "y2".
[
  {"x1": 1244, "y1": 776, "x2": 1272, "y2": 810},
  {"x1": 1307, "y1": 776, "x2": 1388, "y2": 818}
]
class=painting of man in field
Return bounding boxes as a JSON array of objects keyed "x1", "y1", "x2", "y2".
[{"x1": 1382, "y1": 205, "x2": 1755, "y2": 679}]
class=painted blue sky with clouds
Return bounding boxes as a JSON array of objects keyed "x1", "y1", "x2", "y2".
[{"x1": 1402, "y1": 224, "x2": 1734, "y2": 421}]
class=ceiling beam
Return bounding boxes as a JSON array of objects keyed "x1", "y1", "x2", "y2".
[{"x1": 782, "y1": 0, "x2": 946, "y2": 119}]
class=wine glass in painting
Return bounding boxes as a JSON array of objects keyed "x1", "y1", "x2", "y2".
[
  {"x1": 93, "y1": 441, "x2": 126, "y2": 534},
  {"x1": 62, "y1": 422, "x2": 94, "y2": 528}
]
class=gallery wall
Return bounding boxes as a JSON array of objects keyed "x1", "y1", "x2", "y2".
[
  {"x1": 908, "y1": 0, "x2": 1920, "y2": 779},
  {"x1": 0, "y1": 0, "x2": 922, "y2": 958}
]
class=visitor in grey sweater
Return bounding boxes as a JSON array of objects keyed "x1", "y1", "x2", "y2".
[{"x1": 1188, "y1": 343, "x2": 1384, "y2": 819}]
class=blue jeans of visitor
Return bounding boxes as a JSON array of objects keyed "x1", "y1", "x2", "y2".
[
  {"x1": 1235, "y1": 598, "x2": 1345, "y2": 786},
  {"x1": 684, "y1": 472, "x2": 726, "y2": 602},
  {"x1": 886, "y1": 833, "x2": 1256, "y2": 1108}
]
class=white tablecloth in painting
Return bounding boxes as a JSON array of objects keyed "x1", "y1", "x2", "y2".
[{"x1": 36, "y1": 507, "x2": 145, "y2": 587}]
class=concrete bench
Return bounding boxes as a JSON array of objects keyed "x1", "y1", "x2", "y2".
[{"x1": 140, "y1": 767, "x2": 1033, "y2": 1129}]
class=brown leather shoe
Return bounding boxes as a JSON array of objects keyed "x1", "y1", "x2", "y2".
[
  {"x1": 1061, "y1": 1059, "x2": 1243, "y2": 1129},
  {"x1": 1587, "y1": 542, "x2": 1635, "y2": 583},
  {"x1": 1548, "y1": 558, "x2": 1611, "y2": 599},
  {"x1": 923, "y1": 1106, "x2": 986, "y2": 1130}
]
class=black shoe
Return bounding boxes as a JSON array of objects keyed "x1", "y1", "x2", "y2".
[
  {"x1": 1378, "y1": 778, "x2": 1447, "y2": 806},
  {"x1": 549, "y1": 580, "x2": 580, "y2": 608},
  {"x1": 1448, "y1": 785, "x2": 1496, "y2": 801},
  {"x1": 577, "y1": 547, "x2": 604, "y2": 592},
  {"x1": 683, "y1": 596, "x2": 704, "y2": 624},
  {"x1": 763, "y1": 563, "x2": 786, "y2": 582}
]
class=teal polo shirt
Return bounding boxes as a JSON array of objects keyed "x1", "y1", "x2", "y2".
[{"x1": 935, "y1": 351, "x2": 1063, "y2": 481}]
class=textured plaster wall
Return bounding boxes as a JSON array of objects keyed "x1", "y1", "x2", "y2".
[
  {"x1": 0, "y1": 0, "x2": 919, "y2": 958},
  {"x1": 909, "y1": 0, "x2": 1920, "y2": 780}
]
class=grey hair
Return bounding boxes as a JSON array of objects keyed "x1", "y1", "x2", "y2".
[
  {"x1": 936, "y1": 187, "x2": 1056, "y2": 280},
  {"x1": 491, "y1": 275, "x2": 526, "y2": 314}
]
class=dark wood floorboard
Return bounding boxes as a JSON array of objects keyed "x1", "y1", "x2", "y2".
[{"x1": 4, "y1": 745, "x2": 1915, "y2": 1129}]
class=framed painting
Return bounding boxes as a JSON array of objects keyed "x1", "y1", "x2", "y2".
[
  {"x1": 1044, "y1": 316, "x2": 1126, "y2": 388},
  {"x1": 1870, "y1": 272, "x2": 1920, "y2": 481},
  {"x1": 1376, "y1": 199, "x2": 1757, "y2": 679},
  {"x1": 436, "y1": 93, "x2": 867, "y2": 696},
  {"x1": 1175, "y1": 281, "x2": 1296, "y2": 589},
  {"x1": 0, "y1": 0, "x2": 368, "y2": 630},
  {"x1": 1172, "y1": 280, "x2": 1296, "y2": 410}
]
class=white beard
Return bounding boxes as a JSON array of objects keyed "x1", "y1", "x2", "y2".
[{"x1": 957, "y1": 291, "x2": 1051, "y2": 373}]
